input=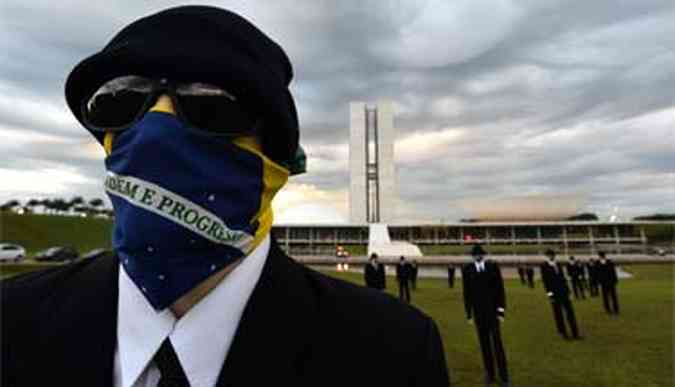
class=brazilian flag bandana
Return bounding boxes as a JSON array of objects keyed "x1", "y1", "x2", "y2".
[{"x1": 103, "y1": 103, "x2": 288, "y2": 310}]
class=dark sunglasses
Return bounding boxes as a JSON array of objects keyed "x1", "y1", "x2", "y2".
[{"x1": 81, "y1": 76, "x2": 260, "y2": 136}]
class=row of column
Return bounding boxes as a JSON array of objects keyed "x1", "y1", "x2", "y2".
[{"x1": 278, "y1": 225, "x2": 647, "y2": 255}]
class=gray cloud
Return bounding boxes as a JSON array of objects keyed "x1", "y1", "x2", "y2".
[{"x1": 1, "y1": 0, "x2": 674, "y2": 222}]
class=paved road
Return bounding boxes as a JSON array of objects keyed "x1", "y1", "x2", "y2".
[
  {"x1": 321, "y1": 265, "x2": 635, "y2": 280},
  {"x1": 297, "y1": 254, "x2": 674, "y2": 267}
]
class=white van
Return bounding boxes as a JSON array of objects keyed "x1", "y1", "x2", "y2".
[{"x1": 0, "y1": 243, "x2": 26, "y2": 262}]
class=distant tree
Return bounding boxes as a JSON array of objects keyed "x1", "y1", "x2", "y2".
[
  {"x1": 52, "y1": 198, "x2": 71, "y2": 215},
  {"x1": 567, "y1": 213, "x2": 599, "y2": 221},
  {"x1": 634, "y1": 214, "x2": 675, "y2": 221},
  {"x1": 89, "y1": 198, "x2": 104, "y2": 209},
  {"x1": 41, "y1": 199, "x2": 53, "y2": 214},
  {"x1": 70, "y1": 196, "x2": 85, "y2": 207},
  {"x1": 73, "y1": 205, "x2": 91, "y2": 217},
  {"x1": 0, "y1": 200, "x2": 21, "y2": 212},
  {"x1": 67, "y1": 197, "x2": 86, "y2": 216},
  {"x1": 102, "y1": 208, "x2": 115, "y2": 219}
]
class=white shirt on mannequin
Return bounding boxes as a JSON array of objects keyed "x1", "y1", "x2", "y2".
[{"x1": 113, "y1": 235, "x2": 270, "y2": 387}]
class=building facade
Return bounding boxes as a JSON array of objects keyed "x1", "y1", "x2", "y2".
[
  {"x1": 349, "y1": 101, "x2": 396, "y2": 224},
  {"x1": 271, "y1": 221, "x2": 662, "y2": 256}
]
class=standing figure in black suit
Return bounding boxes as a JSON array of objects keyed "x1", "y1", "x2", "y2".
[
  {"x1": 517, "y1": 266, "x2": 526, "y2": 285},
  {"x1": 597, "y1": 251, "x2": 620, "y2": 315},
  {"x1": 396, "y1": 256, "x2": 411, "y2": 303},
  {"x1": 377, "y1": 258, "x2": 386, "y2": 290},
  {"x1": 579, "y1": 260, "x2": 589, "y2": 292},
  {"x1": 411, "y1": 260, "x2": 419, "y2": 290},
  {"x1": 587, "y1": 258, "x2": 600, "y2": 297},
  {"x1": 525, "y1": 266, "x2": 535, "y2": 288},
  {"x1": 447, "y1": 264, "x2": 456, "y2": 288},
  {"x1": 365, "y1": 253, "x2": 386, "y2": 290},
  {"x1": 540, "y1": 250, "x2": 582, "y2": 340},
  {"x1": 566, "y1": 256, "x2": 586, "y2": 300},
  {"x1": 462, "y1": 244, "x2": 510, "y2": 386}
]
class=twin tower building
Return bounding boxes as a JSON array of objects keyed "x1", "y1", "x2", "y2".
[{"x1": 349, "y1": 101, "x2": 397, "y2": 224}]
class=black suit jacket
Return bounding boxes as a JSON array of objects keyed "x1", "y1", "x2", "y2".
[
  {"x1": 1, "y1": 238, "x2": 449, "y2": 386},
  {"x1": 377, "y1": 263, "x2": 386, "y2": 289},
  {"x1": 540, "y1": 262, "x2": 570, "y2": 300},
  {"x1": 587, "y1": 261, "x2": 599, "y2": 281},
  {"x1": 364, "y1": 262, "x2": 385, "y2": 290},
  {"x1": 597, "y1": 259, "x2": 618, "y2": 287},
  {"x1": 396, "y1": 262, "x2": 411, "y2": 282},
  {"x1": 566, "y1": 263, "x2": 578, "y2": 279},
  {"x1": 461, "y1": 261, "x2": 506, "y2": 322}
]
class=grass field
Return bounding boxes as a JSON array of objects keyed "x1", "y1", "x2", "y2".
[
  {"x1": 1, "y1": 259, "x2": 672, "y2": 385},
  {"x1": 323, "y1": 264, "x2": 674, "y2": 387},
  {"x1": 1, "y1": 213, "x2": 674, "y2": 385},
  {"x1": 0, "y1": 213, "x2": 112, "y2": 256}
]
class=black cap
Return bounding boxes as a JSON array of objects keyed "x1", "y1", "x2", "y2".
[
  {"x1": 471, "y1": 244, "x2": 486, "y2": 256},
  {"x1": 545, "y1": 249, "x2": 556, "y2": 257},
  {"x1": 65, "y1": 5, "x2": 299, "y2": 164}
]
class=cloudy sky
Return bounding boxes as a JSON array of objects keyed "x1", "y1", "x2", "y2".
[{"x1": 1, "y1": 0, "x2": 673, "y2": 223}]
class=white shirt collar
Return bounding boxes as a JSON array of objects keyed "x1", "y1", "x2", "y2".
[
  {"x1": 115, "y1": 235, "x2": 270, "y2": 387},
  {"x1": 475, "y1": 261, "x2": 485, "y2": 271}
]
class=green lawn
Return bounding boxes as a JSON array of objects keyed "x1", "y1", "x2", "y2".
[
  {"x1": 324, "y1": 264, "x2": 674, "y2": 387},
  {"x1": 1, "y1": 260, "x2": 672, "y2": 385},
  {"x1": 0, "y1": 212, "x2": 112, "y2": 257}
]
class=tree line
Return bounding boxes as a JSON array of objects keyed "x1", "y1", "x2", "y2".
[{"x1": 0, "y1": 197, "x2": 113, "y2": 218}]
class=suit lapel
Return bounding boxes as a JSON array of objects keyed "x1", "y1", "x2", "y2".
[
  {"x1": 39, "y1": 254, "x2": 119, "y2": 386},
  {"x1": 38, "y1": 239, "x2": 319, "y2": 386},
  {"x1": 217, "y1": 237, "x2": 319, "y2": 386}
]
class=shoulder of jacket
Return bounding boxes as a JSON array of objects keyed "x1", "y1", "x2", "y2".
[
  {"x1": 1, "y1": 255, "x2": 114, "y2": 310},
  {"x1": 3, "y1": 258, "x2": 94, "y2": 292},
  {"x1": 1, "y1": 256, "x2": 113, "y2": 351}
]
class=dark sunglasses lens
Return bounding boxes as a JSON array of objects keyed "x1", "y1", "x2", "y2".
[
  {"x1": 177, "y1": 95, "x2": 258, "y2": 135},
  {"x1": 84, "y1": 90, "x2": 149, "y2": 130}
]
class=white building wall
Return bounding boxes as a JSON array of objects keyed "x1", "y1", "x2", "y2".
[
  {"x1": 349, "y1": 102, "x2": 367, "y2": 224},
  {"x1": 376, "y1": 100, "x2": 396, "y2": 224}
]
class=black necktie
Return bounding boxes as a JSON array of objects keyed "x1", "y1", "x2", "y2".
[{"x1": 154, "y1": 339, "x2": 190, "y2": 387}]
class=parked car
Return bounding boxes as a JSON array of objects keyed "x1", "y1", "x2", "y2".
[
  {"x1": 81, "y1": 248, "x2": 109, "y2": 260},
  {"x1": 34, "y1": 246, "x2": 79, "y2": 262},
  {"x1": 0, "y1": 243, "x2": 26, "y2": 262}
]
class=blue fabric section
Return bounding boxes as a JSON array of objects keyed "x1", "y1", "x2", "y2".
[{"x1": 105, "y1": 112, "x2": 264, "y2": 310}]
